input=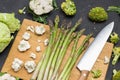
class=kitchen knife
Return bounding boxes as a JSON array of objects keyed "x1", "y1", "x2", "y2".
[{"x1": 77, "y1": 22, "x2": 114, "y2": 80}]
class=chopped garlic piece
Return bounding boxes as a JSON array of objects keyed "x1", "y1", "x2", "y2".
[
  {"x1": 27, "y1": 26, "x2": 34, "y2": 33},
  {"x1": 12, "y1": 58, "x2": 23, "y2": 72},
  {"x1": 104, "y1": 56, "x2": 110, "y2": 64},
  {"x1": 18, "y1": 40, "x2": 31, "y2": 52},
  {"x1": 36, "y1": 46, "x2": 41, "y2": 52},
  {"x1": 24, "y1": 61, "x2": 36, "y2": 73},
  {"x1": 35, "y1": 25, "x2": 46, "y2": 35},
  {"x1": 22, "y1": 32, "x2": 30, "y2": 40},
  {"x1": 44, "y1": 39, "x2": 49, "y2": 46},
  {"x1": 30, "y1": 52, "x2": 36, "y2": 59}
]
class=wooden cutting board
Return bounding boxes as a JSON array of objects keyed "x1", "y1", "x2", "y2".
[{"x1": 1, "y1": 19, "x2": 114, "y2": 80}]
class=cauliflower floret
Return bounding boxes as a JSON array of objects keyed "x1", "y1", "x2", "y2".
[
  {"x1": 18, "y1": 40, "x2": 31, "y2": 52},
  {"x1": 29, "y1": 0, "x2": 54, "y2": 15},
  {"x1": 44, "y1": 38, "x2": 49, "y2": 46},
  {"x1": 0, "y1": 73, "x2": 16, "y2": 80},
  {"x1": 24, "y1": 61, "x2": 36, "y2": 73},
  {"x1": 22, "y1": 32, "x2": 31, "y2": 40},
  {"x1": 30, "y1": 52, "x2": 36, "y2": 59},
  {"x1": 35, "y1": 25, "x2": 46, "y2": 35},
  {"x1": 27, "y1": 26, "x2": 34, "y2": 33},
  {"x1": 12, "y1": 58, "x2": 23, "y2": 72},
  {"x1": 36, "y1": 46, "x2": 41, "y2": 52}
]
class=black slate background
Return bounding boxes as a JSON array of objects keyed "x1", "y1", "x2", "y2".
[{"x1": 0, "y1": 0, "x2": 120, "y2": 80}]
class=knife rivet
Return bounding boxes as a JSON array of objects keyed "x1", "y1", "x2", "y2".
[{"x1": 83, "y1": 73, "x2": 87, "y2": 77}]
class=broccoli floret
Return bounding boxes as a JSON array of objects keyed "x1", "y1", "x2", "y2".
[
  {"x1": 113, "y1": 69, "x2": 120, "y2": 80},
  {"x1": 112, "y1": 47, "x2": 120, "y2": 65},
  {"x1": 110, "y1": 32, "x2": 119, "y2": 44},
  {"x1": 88, "y1": 7, "x2": 108, "y2": 22},
  {"x1": 18, "y1": 7, "x2": 26, "y2": 14},
  {"x1": 91, "y1": 69, "x2": 102, "y2": 78},
  {"x1": 61, "y1": 0, "x2": 76, "y2": 16}
]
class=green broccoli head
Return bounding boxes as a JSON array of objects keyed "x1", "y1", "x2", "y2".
[
  {"x1": 91, "y1": 69, "x2": 102, "y2": 78},
  {"x1": 61, "y1": 0, "x2": 76, "y2": 16},
  {"x1": 113, "y1": 69, "x2": 120, "y2": 80},
  {"x1": 110, "y1": 32, "x2": 119, "y2": 44},
  {"x1": 112, "y1": 47, "x2": 120, "y2": 65},
  {"x1": 88, "y1": 7, "x2": 108, "y2": 22}
]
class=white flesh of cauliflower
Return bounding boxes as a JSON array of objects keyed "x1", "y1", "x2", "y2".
[
  {"x1": 24, "y1": 61, "x2": 36, "y2": 73},
  {"x1": 29, "y1": 0, "x2": 54, "y2": 15},
  {"x1": 0, "y1": 73, "x2": 16, "y2": 80},
  {"x1": 44, "y1": 38, "x2": 49, "y2": 46},
  {"x1": 30, "y1": 52, "x2": 36, "y2": 59},
  {"x1": 11, "y1": 58, "x2": 23, "y2": 72},
  {"x1": 22, "y1": 32, "x2": 31, "y2": 40},
  {"x1": 18, "y1": 40, "x2": 31, "y2": 52},
  {"x1": 35, "y1": 25, "x2": 46, "y2": 35}
]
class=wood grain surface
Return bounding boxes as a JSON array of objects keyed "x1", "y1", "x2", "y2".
[{"x1": 1, "y1": 19, "x2": 114, "y2": 80}]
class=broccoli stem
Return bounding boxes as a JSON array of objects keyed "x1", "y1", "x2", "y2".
[{"x1": 112, "y1": 54, "x2": 120, "y2": 65}]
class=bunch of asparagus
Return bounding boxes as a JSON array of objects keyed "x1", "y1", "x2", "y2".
[{"x1": 31, "y1": 15, "x2": 92, "y2": 80}]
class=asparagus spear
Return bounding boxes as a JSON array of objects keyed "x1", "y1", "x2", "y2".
[
  {"x1": 30, "y1": 19, "x2": 56, "y2": 80},
  {"x1": 57, "y1": 29, "x2": 85, "y2": 80},
  {"x1": 47, "y1": 29, "x2": 69, "y2": 80},
  {"x1": 47, "y1": 22, "x2": 72, "y2": 80},
  {"x1": 43, "y1": 28, "x2": 65, "y2": 80},
  {"x1": 59, "y1": 34, "x2": 92, "y2": 80},
  {"x1": 37, "y1": 15, "x2": 60, "y2": 80},
  {"x1": 50, "y1": 18, "x2": 82, "y2": 80}
]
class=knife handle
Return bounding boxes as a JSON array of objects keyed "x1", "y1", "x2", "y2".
[{"x1": 79, "y1": 70, "x2": 89, "y2": 80}]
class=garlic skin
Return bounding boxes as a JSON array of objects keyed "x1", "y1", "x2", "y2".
[
  {"x1": 18, "y1": 40, "x2": 31, "y2": 52},
  {"x1": 11, "y1": 58, "x2": 23, "y2": 72},
  {"x1": 35, "y1": 25, "x2": 46, "y2": 35},
  {"x1": 24, "y1": 61, "x2": 36, "y2": 73},
  {"x1": 22, "y1": 32, "x2": 30, "y2": 40},
  {"x1": 29, "y1": 0, "x2": 54, "y2": 15}
]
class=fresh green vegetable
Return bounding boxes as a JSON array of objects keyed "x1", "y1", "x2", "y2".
[
  {"x1": 18, "y1": 7, "x2": 26, "y2": 14},
  {"x1": 113, "y1": 69, "x2": 120, "y2": 80},
  {"x1": 61, "y1": 0, "x2": 77, "y2": 16},
  {"x1": 0, "y1": 13, "x2": 20, "y2": 33},
  {"x1": 88, "y1": 7, "x2": 108, "y2": 22},
  {"x1": 110, "y1": 32, "x2": 119, "y2": 44},
  {"x1": 91, "y1": 69, "x2": 102, "y2": 78},
  {"x1": 58, "y1": 33, "x2": 92, "y2": 80},
  {"x1": 50, "y1": 18, "x2": 82, "y2": 80},
  {"x1": 0, "y1": 22, "x2": 13, "y2": 53},
  {"x1": 37, "y1": 15, "x2": 60, "y2": 80},
  {"x1": 112, "y1": 47, "x2": 120, "y2": 65},
  {"x1": 28, "y1": 7, "x2": 48, "y2": 24},
  {"x1": 108, "y1": 6, "x2": 120, "y2": 14}
]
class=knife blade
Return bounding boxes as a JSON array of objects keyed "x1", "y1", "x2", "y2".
[{"x1": 77, "y1": 22, "x2": 114, "y2": 80}]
